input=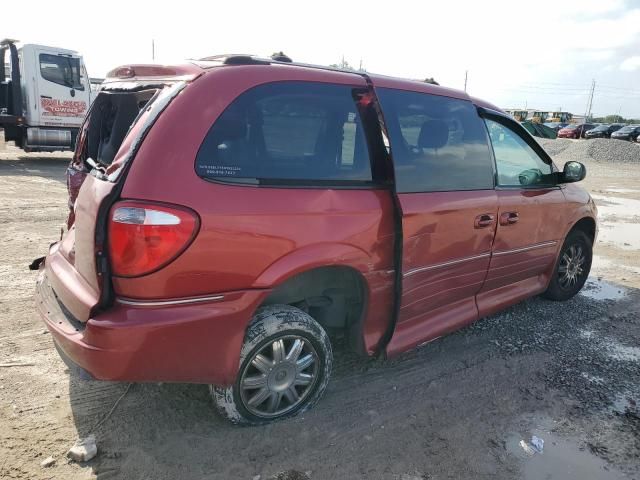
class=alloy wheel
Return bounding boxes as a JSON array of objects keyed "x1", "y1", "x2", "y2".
[
  {"x1": 239, "y1": 335, "x2": 319, "y2": 418},
  {"x1": 558, "y1": 243, "x2": 587, "y2": 290}
]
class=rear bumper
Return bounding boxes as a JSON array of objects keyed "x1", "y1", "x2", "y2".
[{"x1": 35, "y1": 271, "x2": 268, "y2": 385}]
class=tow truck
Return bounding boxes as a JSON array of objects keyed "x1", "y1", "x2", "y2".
[{"x1": 0, "y1": 39, "x2": 92, "y2": 152}]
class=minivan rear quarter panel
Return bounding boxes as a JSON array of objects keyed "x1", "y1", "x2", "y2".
[{"x1": 117, "y1": 65, "x2": 397, "y2": 354}]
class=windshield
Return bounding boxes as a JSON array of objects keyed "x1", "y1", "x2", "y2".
[
  {"x1": 593, "y1": 125, "x2": 609, "y2": 131},
  {"x1": 617, "y1": 126, "x2": 633, "y2": 133},
  {"x1": 564, "y1": 125, "x2": 577, "y2": 130}
]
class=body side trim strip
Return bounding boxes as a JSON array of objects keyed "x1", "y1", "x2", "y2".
[
  {"x1": 493, "y1": 240, "x2": 558, "y2": 257},
  {"x1": 116, "y1": 294, "x2": 225, "y2": 307},
  {"x1": 403, "y1": 252, "x2": 491, "y2": 278}
]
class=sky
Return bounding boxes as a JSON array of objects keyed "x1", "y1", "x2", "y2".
[{"x1": 5, "y1": 0, "x2": 640, "y2": 118}]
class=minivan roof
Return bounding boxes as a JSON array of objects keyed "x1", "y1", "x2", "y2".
[{"x1": 104, "y1": 54, "x2": 503, "y2": 112}]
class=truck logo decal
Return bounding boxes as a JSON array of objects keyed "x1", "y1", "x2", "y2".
[{"x1": 41, "y1": 98, "x2": 87, "y2": 117}]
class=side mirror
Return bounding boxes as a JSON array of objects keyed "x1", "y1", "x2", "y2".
[{"x1": 560, "y1": 161, "x2": 586, "y2": 183}]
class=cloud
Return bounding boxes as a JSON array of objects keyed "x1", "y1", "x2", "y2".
[{"x1": 620, "y1": 56, "x2": 640, "y2": 71}]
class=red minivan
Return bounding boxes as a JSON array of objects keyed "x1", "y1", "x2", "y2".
[{"x1": 35, "y1": 55, "x2": 597, "y2": 424}]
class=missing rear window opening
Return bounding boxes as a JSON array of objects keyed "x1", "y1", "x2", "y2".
[{"x1": 85, "y1": 89, "x2": 158, "y2": 166}]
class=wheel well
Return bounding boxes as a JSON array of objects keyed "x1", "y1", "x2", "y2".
[
  {"x1": 259, "y1": 266, "x2": 368, "y2": 353},
  {"x1": 570, "y1": 217, "x2": 596, "y2": 243}
]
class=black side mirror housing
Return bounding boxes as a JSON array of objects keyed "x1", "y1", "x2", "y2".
[{"x1": 560, "y1": 161, "x2": 586, "y2": 183}]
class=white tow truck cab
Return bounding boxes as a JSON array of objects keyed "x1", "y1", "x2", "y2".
[{"x1": 0, "y1": 39, "x2": 92, "y2": 152}]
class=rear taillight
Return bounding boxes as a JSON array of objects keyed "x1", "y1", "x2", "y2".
[{"x1": 108, "y1": 201, "x2": 199, "y2": 277}]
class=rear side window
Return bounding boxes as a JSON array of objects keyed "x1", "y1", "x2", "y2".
[
  {"x1": 376, "y1": 88, "x2": 494, "y2": 193},
  {"x1": 196, "y1": 82, "x2": 372, "y2": 184},
  {"x1": 39, "y1": 54, "x2": 84, "y2": 90}
]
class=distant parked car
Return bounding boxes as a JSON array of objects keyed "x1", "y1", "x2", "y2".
[
  {"x1": 544, "y1": 122, "x2": 568, "y2": 133},
  {"x1": 584, "y1": 124, "x2": 624, "y2": 139},
  {"x1": 558, "y1": 123, "x2": 595, "y2": 139},
  {"x1": 611, "y1": 125, "x2": 640, "y2": 141}
]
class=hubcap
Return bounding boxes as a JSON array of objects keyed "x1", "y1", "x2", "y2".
[
  {"x1": 558, "y1": 243, "x2": 586, "y2": 290},
  {"x1": 239, "y1": 335, "x2": 318, "y2": 418}
]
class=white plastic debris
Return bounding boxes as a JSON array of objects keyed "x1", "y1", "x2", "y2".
[
  {"x1": 519, "y1": 439, "x2": 536, "y2": 457},
  {"x1": 531, "y1": 435, "x2": 544, "y2": 453},
  {"x1": 40, "y1": 456, "x2": 55, "y2": 468},
  {"x1": 67, "y1": 435, "x2": 97, "y2": 462}
]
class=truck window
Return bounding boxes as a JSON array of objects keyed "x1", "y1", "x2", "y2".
[
  {"x1": 376, "y1": 88, "x2": 494, "y2": 193},
  {"x1": 196, "y1": 82, "x2": 372, "y2": 184},
  {"x1": 39, "y1": 54, "x2": 84, "y2": 90}
]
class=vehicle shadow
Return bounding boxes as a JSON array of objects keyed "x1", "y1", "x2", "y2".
[{"x1": 65, "y1": 277, "x2": 640, "y2": 480}]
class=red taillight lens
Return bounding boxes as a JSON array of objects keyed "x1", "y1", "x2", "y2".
[{"x1": 108, "y1": 201, "x2": 199, "y2": 277}]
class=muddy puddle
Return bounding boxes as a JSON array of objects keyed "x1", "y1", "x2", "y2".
[
  {"x1": 592, "y1": 194, "x2": 640, "y2": 219},
  {"x1": 580, "y1": 277, "x2": 628, "y2": 301},
  {"x1": 507, "y1": 420, "x2": 627, "y2": 480},
  {"x1": 598, "y1": 222, "x2": 640, "y2": 250},
  {"x1": 604, "y1": 187, "x2": 640, "y2": 194}
]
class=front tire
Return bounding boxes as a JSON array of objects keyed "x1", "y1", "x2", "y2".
[
  {"x1": 543, "y1": 230, "x2": 592, "y2": 301},
  {"x1": 211, "y1": 305, "x2": 332, "y2": 425}
]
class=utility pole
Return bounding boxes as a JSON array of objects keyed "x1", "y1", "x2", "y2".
[
  {"x1": 152, "y1": 39, "x2": 155, "y2": 61},
  {"x1": 464, "y1": 70, "x2": 468, "y2": 92},
  {"x1": 584, "y1": 79, "x2": 595, "y2": 121}
]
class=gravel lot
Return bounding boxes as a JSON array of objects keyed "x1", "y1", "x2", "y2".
[{"x1": 0, "y1": 134, "x2": 639, "y2": 480}]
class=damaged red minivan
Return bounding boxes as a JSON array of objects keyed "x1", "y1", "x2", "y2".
[{"x1": 35, "y1": 55, "x2": 597, "y2": 424}]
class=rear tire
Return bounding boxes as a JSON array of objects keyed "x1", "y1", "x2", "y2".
[
  {"x1": 210, "y1": 305, "x2": 332, "y2": 425},
  {"x1": 543, "y1": 230, "x2": 592, "y2": 301}
]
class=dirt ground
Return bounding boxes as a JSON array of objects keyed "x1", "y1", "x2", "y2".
[{"x1": 1, "y1": 134, "x2": 639, "y2": 480}]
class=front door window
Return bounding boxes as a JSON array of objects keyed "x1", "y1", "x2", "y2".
[{"x1": 484, "y1": 119, "x2": 554, "y2": 187}]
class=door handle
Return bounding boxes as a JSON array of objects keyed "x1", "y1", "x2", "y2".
[
  {"x1": 474, "y1": 213, "x2": 495, "y2": 228},
  {"x1": 500, "y1": 212, "x2": 519, "y2": 226}
]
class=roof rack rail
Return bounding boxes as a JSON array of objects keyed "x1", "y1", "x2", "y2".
[
  {"x1": 197, "y1": 53, "x2": 368, "y2": 77},
  {"x1": 198, "y1": 54, "x2": 270, "y2": 65},
  {"x1": 223, "y1": 55, "x2": 270, "y2": 66}
]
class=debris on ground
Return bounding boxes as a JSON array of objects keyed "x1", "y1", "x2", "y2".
[
  {"x1": 67, "y1": 435, "x2": 97, "y2": 462},
  {"x1": 531, "y1": 435, "x2": 544, "y2": 453},
  {"x1": 268, "y1": 470, "x2": 310, "y2": 480},
  {"x1": 0, "y1": 362, "x2": 36, "y2": 368},
  {"x1": 519, "y1": 439, "x2": 536, "y2": 457},
  {"x1": 40, "y1": 456, "x2": 55, "y2": 468}
]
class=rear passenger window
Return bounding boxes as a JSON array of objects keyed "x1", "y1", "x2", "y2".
[
  {"x1": 376, "y1": 88, "x2": 494, "y2": 193},
  {"x1": 196, "y1": 82, "x2": 372, "y2": 183}
]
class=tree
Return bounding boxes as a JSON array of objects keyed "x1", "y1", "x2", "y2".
[
  {"x1": 329, "y1": 58, "x2": 366, "y2": 72},
  {"x1": 604, "y1": 114, "x2": 624, "y2": 124}
]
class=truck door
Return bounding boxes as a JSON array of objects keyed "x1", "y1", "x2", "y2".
[
  {"x1": 374, "y1": 86, "x2": 499, "y2": 356},
  {"x1": 33, "y1": 46, "x2": 89, "y2": 129}
]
